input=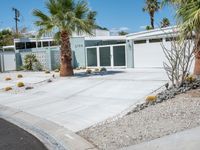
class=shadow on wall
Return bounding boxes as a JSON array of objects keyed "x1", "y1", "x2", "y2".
[
  {"x1": 73, "y1": 51, "x2": 79, "y2": 69},
  {"x1": 74, "y1": 70, "x2": 125, "y2": 78}
]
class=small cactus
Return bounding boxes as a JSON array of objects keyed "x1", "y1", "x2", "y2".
[
  {"x1": 100, "y1": 67, "x2": 107, "y2": 72},
  {"x1": 45, "y1": 70, "x2": 50, "y2": 74},
  {"x1": 185, "y1": 75, "x2": 196, "y2": 83},
  {"x1": 4, "y1": 87, "x2": 12, "y2": 91},
  {"x1": 17, "y1": 82, "x2": 25, "y2": 87},
  {"x1": 146, "y1": 95, "x2": 157, "y2": 102},
  {"x1": 94, "y1": 68, "x2": 100, "y2": 72},
  {"x1": 17, "y1": 74, "x2": 23, "y2": 78},
  {"x1": 86, "y1": 69, "x2": 92, "y2": 74},
  {"x1": 5, "y1": 77, "x2": 12, "y2": 81}
]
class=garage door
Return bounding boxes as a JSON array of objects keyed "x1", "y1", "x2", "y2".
[{"x1": 134, "y1": 41, "x2": 166, "y2": 68}]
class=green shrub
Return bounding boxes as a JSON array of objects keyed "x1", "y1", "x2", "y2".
[
  {"x1": 17, "y1": 82, "x2": 25, "y2": 87},
  {"x1": 24, "y1": 54, "x2": 38, "y2": 70}
]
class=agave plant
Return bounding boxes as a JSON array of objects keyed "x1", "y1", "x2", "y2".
[{"x1": 33, "y1": 0, "x2": 96, "y2": 76}]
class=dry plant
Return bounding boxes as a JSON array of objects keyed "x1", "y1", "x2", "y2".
[{"x1": 161, "y1": 36, "x2": 194, "y2": 87}]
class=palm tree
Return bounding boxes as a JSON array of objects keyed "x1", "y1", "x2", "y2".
[
  {"x1": 160, "y1": 17, "x2": 170, "y2": 28},
  {"x1": 33, "y1": 0, "x2": 96, "y2": 76},
  {"x1": 163, "y1": 0, "x2": 200, "y2": 76},
  {"x1": 143, "y1": 0, "x2": 161, "y2": 29}
]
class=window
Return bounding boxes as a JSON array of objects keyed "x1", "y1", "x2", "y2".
[
  {"x1": 87, "y1": 48, "x2": 97, "y2": 66},
  {"x1": 42, "y1": 41, "x2": 49, "y2": 47},
  {"x1": 50, "y1": 41, "x2": 58, "y2": 46},
  {"x1": 113, "y1": 46, "x2": 126, "y2": 66},
  {"x1": 134, "y1": 40, "x2": 146, "y2": 44},
  {"x1": 37, "y1": 42, "x2": 42, "y2": 47},
  {"x1": 149, "y1": 38, "x2": 163, "y2": 43},
  {"x1": 26, "y1": 42, "x2": 36, "y2": 49},
  {"x1": 15, "y1": 42, "x2": 25, "y2": 50},
  {"x1": 166, "y1": 37, "x2": 179, "y2": 42}
]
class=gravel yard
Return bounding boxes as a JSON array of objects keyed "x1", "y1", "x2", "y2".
[{"x1": 78, "y1": 89, "x2": 200, "y2": 150}]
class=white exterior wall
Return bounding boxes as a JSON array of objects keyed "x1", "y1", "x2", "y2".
[
  {"x1": 133, "y1": 38, "x2": 195, "y2": 72},
  {"x1": 2, "y1": 52, "x2": 16, "y2": 71}
]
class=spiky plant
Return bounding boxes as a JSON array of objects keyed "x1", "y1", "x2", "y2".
[
  {"x1": 161, "y1": 17, "x2": 170, "y2": 28},
  {"x1": 33, "y1": 0, "x2": 96, "y2": 76}
]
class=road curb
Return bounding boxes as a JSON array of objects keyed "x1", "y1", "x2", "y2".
[{"x1": 0, "y1": 105, "x2": 97, "y2": 150}]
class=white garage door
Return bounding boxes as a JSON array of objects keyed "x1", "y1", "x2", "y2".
[{"x1": 134, "y1": 41, "x2": 167, "y2": 68}]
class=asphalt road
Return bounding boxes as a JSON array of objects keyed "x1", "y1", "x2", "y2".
[{"x1": 0, "y1": 118, "x2": 47, "y2": 150}]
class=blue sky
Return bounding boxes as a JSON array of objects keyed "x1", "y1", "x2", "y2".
[{"x1": 0, "y1": 0, "x2": 176, "y2": 33}]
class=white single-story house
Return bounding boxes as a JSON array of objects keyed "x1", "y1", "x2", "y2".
[{"x1": 0, "y1": 26, "x2": 182, "y2": 72}]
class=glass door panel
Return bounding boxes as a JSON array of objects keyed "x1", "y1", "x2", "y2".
[{"x1": 100, "y1": 47, "x2": 111, "y2": 66}]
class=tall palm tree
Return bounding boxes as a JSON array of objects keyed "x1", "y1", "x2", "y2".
[
  {"x1": 143, "y1": 0, "x2": 161, "y2": 29},
  {"x1": 33, "y1": 0, "x2": 96, "y2": 76},
  {"x1": 163, "y1": 0, "x2": 200, "y2": 76},
  {"x1": 160, "y1": 17, "x2": 170, "y2": 28}
]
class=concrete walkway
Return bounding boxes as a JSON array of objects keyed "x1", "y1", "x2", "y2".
[
  {"x1": 122, "y1": 126, "x2": 200, "y2": 150},
  {"x1": 0, "y1": 69, "x2": 167, "y2": 132}
]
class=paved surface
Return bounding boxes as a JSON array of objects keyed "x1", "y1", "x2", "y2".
[
  {"x1": 0, "y1": 118, "x2": 47, "y2": 150},
  {"x1": 0, "y1": 71, "x2": 53, "y2": 89},
  {"x1": 0, "y1": 69, "x2": 167, "y2": 132},
  {"x1": 122, "y1": 126, "x2": 200, "y2": 150}
]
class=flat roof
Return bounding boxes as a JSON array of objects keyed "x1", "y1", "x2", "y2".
[
  {"x1": 126, "y1": 26, "x2": 179, "y2": 40},
  {"x1": 14, "y1": 35, "x2": 126, "y2": 43},
  {"x1": 3, "y1": 45, "x2": 15, "y2": 49},
  {"x1": 85, "y1": 36, "x2": 126, "y2": 41}
]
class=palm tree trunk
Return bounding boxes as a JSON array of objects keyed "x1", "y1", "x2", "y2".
[
  {"x1": 60, "y1": 31, "x2": 74, "y2": 76},
  {"x1": 193, "y1": 34, "x2": 200, "y2": 78},
  {"x1": 150, "y1": 12, "x2": 154, "y2": 29}
]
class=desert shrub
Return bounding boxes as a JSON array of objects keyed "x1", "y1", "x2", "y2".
[
  {"x1": 95, "y1": 68, "x2": 100, "y2": 72},
  {"x1": 4, "y1": 87, "x2": 12, "y2": 91},
  {"x1": 146, "y1": 95, "x2": 157, "y2": 102},
  {"x1": 24, "y1": 54, "x2": 38, "y2": 70},
  {"x1": 186, "y1": 75, "x2": 196, "y2": 83},
  {"x1": 17, "y1": 82, "x2": 25, "y2": 87},
  {"x1": 5, "y1": 77, "x2": 12, "y2": 81},
  {"x1": 17, "y1": 74, "x2": 23, "y2": 78},
  {"x1": 100, "y1": 67, "x2": 107, "y2": 72},
  {"x1": 45, "y1": 70, "x2": 50, "y2": 74},
  {"x1": 33, "y1": 61, "x2": 44, "y2": 71},
  {"x1": 80, "y1": 67, "x2": 86, "y2": 70},
  {"x1": 54, "y1": 69, "x2": 59, "y2": 72},
  {"x1": 162, "y1": 33, "x2": 194, "y2": 87},
  {"x1": 86, "y1": 69, "x2": 92, "y2": 74}
]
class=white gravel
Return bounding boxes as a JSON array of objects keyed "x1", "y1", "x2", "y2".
[{"x1": 78, "y1": 89, "x2": 200, "y2": 150}]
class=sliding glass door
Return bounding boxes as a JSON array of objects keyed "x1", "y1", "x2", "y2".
[{"x1": 99, "y1": 47, "x2": 111, "y2": 66}]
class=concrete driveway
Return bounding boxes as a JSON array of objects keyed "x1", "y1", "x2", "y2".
[{"x1": 0, "y1": 69, "x2": 167, "y2": 132}]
